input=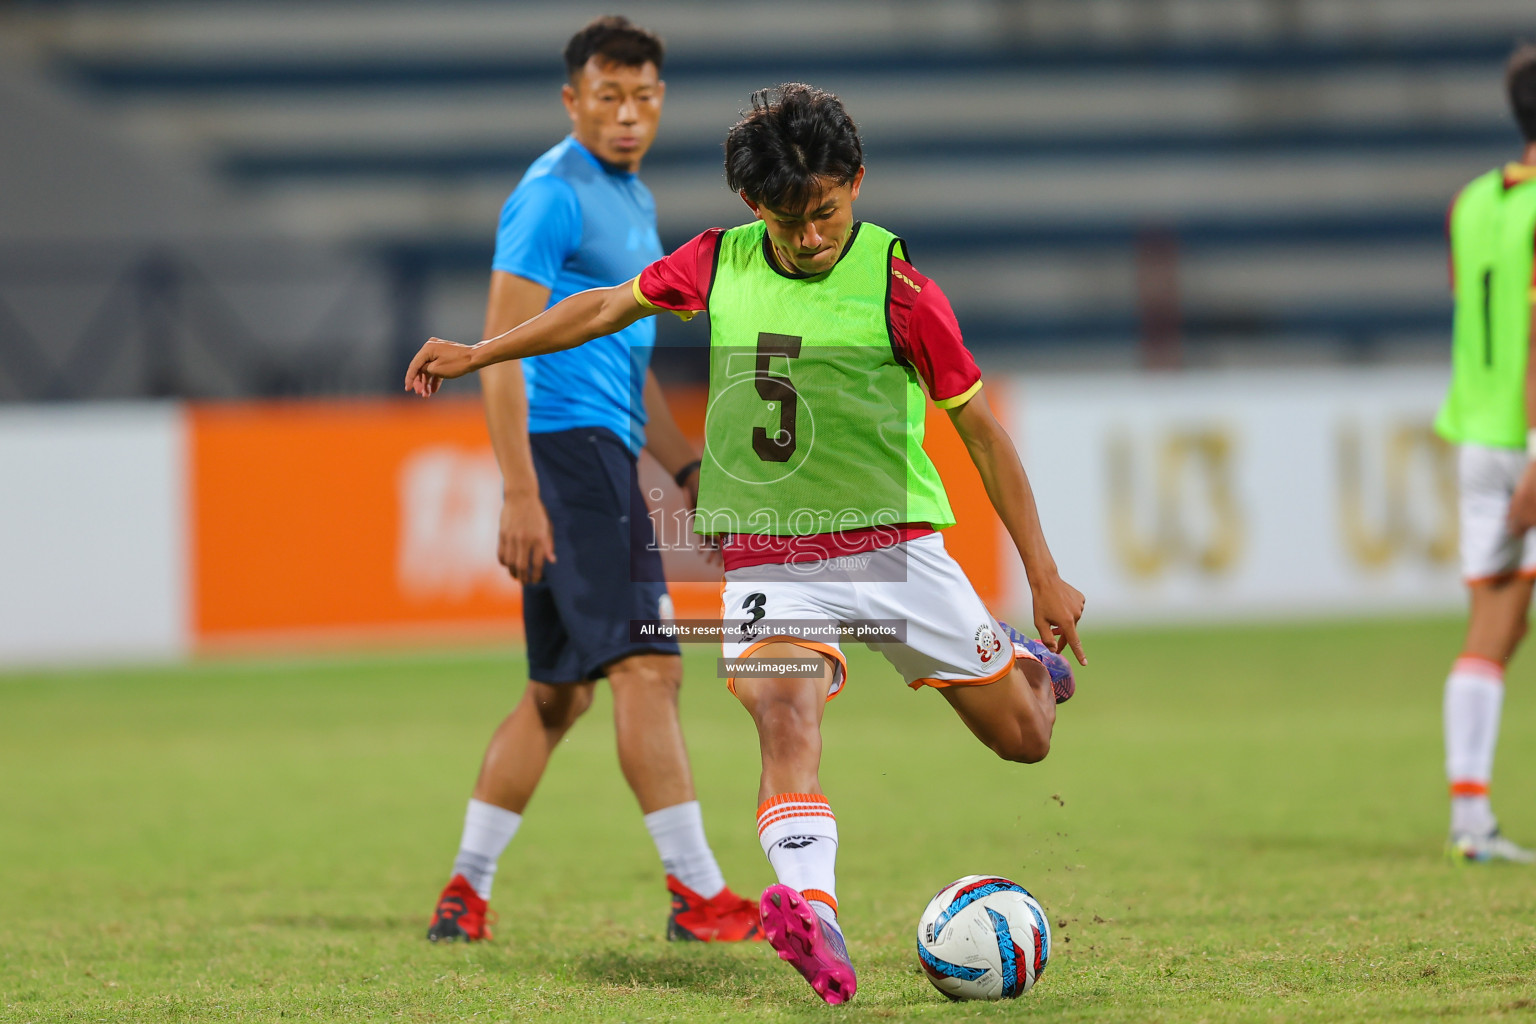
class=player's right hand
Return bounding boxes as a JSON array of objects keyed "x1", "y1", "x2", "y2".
[
  {"x1": 1031, "y1": 575, "x2": 1087, "y2": 666},
  {"x1": 405, "y1": 338, "x2": 481, "y2": 396},
  {"x1": 498, "y1": 490, "x2": 557, "y2": 584}
]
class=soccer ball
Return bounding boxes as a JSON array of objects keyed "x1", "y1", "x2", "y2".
[{"x1": 915, "y1": 875, "x2": 1051, "y2": 1001}]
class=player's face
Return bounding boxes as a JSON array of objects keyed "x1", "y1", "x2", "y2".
[
  {"x1": 562, "y1": 58, "x2": 665, "y2": 171},
  {"x1": 747, "y1": 167, "x2": 866, "y2": 275}
]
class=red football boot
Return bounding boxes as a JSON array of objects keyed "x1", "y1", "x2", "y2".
[
  {"x1": 426, "y1": 874, "x2": 493, "y2": 942},
  {"x1": 665, "y1": 875, "x2": 764, "y2": 942}
]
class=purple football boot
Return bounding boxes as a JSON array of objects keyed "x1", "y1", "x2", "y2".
[{"x1": 997, "y1": 619, "x2": 1075, "y2": 704}]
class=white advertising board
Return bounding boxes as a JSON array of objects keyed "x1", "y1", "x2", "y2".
[
  {"x1": 1005, "y1": 367, "x2": 1463, "y2": 624},
  {"x1": 0, "y1": 404, "x2": 187, "y2": 664}
]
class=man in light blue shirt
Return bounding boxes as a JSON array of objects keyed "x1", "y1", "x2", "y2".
[
  {"x1": 493, "y1": 133, "x2": 661, "y2": 449},
  {"x1": 425, "y1": 17, "x2": 760, "y2": 945}
]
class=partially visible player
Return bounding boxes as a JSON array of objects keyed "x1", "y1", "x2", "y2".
[
  {"x1": 1433, "y1": 43, "x2": 1536, "y2": 864},
  {"x1": 424, "y1": 16, "x2": 761, "y2": 944},
  {"x1": 403, "y1": 83, "x2": 1085, "y2": 1004}
]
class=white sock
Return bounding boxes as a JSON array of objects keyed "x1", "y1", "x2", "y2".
[
  {"x1": 757, "y1": 792, "x2": 840, "y2": 929},
  {"x1": 452, "y1": 798, "x2": 522, "y2": 901},
  {"x1": 1444, "y1": 655, "x2": 1504, "y2": 837},
  {"x1": 643, "y1": 801, "x2": 726, "y2": 899}
]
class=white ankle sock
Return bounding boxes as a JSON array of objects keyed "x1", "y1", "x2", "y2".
[
  {"x1": 1444, "y1": 655, "x2": 1504, "y2": 837},
  {"x1": 758, "y1": 792, "x2": 840, "y2": 928},
  {"x1": 452, "y1": 798, "x2": 522, "y2": 900},
  {"x1": 644, "y1": 801, "x2": 726, "y2": 899}
]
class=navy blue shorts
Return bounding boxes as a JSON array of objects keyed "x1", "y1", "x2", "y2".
[{"x1": 523, "y1": 426, "x2": 679, "y2": 683}]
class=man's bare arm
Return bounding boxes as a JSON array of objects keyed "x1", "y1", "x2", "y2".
[
  {"x1": 406, "y1": 281, "x2": 651, "y2": 395},
  {"x1": 1510, "y1": 306, "x2": 1536, "y2": 530},
  {"x1": 481, "y1": 271, "x2": 558, "y2": 583},
  {"x1": 642, "y1": 368, "x2": 720, "y2": 563},
  {"x1": 642, "y1": 369, "x2": 699, "y2": 481},
  {"x1": 946, "y1": 389, "x2": 1086, "y2": 664}
]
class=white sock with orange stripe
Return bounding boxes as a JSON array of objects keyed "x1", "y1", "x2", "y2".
[
  {"x1": 1444, "y1": 654, "x2": 1504, "y2": 837},
  {"x1": 758, "y1": 792, "x2": 840, "y2": 930}
]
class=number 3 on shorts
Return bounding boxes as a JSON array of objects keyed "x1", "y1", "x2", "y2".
[{"x1": 741, "y1": 592, "x2": 767, "y2": 633}]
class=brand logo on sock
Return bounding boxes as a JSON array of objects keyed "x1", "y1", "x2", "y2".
[{"x1": 774, "y1": 836, "x2": 818, "y2": 850}]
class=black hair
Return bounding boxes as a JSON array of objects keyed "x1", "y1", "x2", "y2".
[
  {"x1": 563, "y1": 15, "x2": 664, "y2": 81},
  {"x1": 1508, "y1": 43, "x2": 1536, "y2": 142},
  {"x1": 724, "y1": 83, "x2": 864, "y2": 212}
]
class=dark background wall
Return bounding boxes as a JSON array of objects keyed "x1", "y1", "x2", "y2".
[{"x1": 2, "y1": 0, "x2": 1531, "y2": 399}]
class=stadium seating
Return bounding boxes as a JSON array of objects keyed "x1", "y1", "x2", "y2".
[{"x1": 1, "y1": 0, "x2": 1532, "y2": 396}]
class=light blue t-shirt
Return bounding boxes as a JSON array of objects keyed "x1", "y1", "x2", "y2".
[{"x1": 492, "y1": 136, "x2": 663, "y2": 452}]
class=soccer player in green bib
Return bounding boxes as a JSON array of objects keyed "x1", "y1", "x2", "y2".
[
  {"x1": 1434, "y1": 45, "x2": 1536, "y2": 865},
  {"x1": 405, "y1": 83, "x2": 1086, "y2": 1003}
]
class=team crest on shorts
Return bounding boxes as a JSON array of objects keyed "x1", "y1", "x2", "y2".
[{"x1": 974, "y1": 623, "x2": 1003, "y2": 665}]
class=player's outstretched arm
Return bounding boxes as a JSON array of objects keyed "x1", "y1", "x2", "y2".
[
  {"x1": 946, "y1": 391, "x2": 1087, "y2": 665},
  {"x1": 405, "y1": 281, "x2": 652, "y2": 396}
]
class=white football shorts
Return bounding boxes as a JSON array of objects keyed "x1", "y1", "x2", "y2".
[
  {"x1": 1458, "y1": 443, "x2": 1536, "y2": 583},
  {"x1": 720, "y1": 532, "x2": 1027, "y2": 698}
]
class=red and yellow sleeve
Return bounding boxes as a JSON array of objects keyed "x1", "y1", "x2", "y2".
[
  {"x1": 630, "y1": 277, "x2": 693, "y2": 320},
  {"x1": 634, "y1": 228, "x2": 723, "y2": 321},
  {"x1": 888, "y1": 257, "x2": 983, "y2": 408}
]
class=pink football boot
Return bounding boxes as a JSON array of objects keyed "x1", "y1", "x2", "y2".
[{"x1": 759, "y1": 884, "x2": 857, "y2": 1005}]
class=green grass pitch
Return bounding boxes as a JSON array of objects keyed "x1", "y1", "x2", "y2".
[{"x1": 4, "y1": 618, "x2": 1536, "y2": 1022}]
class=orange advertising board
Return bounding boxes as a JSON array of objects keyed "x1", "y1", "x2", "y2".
[
  {"x1": 190, "y1": 399, "x2": 523, "y2": 647},
  {"x1": 188, "y1": 388, "x2": 1004, "y2": 649}
]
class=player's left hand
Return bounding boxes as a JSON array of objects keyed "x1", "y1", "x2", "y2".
[
  {"x1": 404, "y1": 338, "x2": 480, "y2": 396},
  {"x1": 1031, "y1": 574, "x2": 1087, "y2": 666},
  {"x1": 1510, "y1": 461, "x2": 1536, "y2": 533}
]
